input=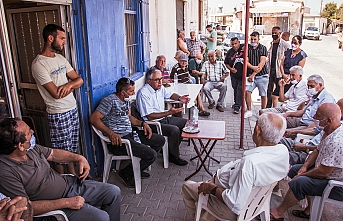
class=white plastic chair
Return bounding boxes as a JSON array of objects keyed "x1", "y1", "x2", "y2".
[
  {"x1": 195, "y1": 181, "x2": 277, "y2": 221},
  {"x1": 91, "y1": 126, "x2": 142, "y2": 194},
  {"x1": 145, "y1": 121, "x2": 169, "y2": 168},
  {"x1": 202, "y1": 76, "x2": 229, "y2": 108},
  {"x1": 309, "y1": 180, "x2": 343, "y2": 221},
  {"x1": 34, "y1": 210, "x2": 68, "y2": 221}
]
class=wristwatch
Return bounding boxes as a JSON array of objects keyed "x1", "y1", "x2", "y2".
[{"x1": 211, "y1": 186, "x2": 218, "y2": 196}]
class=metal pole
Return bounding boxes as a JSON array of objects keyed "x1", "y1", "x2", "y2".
[{"x1": 240, "y1": 0, "x2": 250, "y2": 149}]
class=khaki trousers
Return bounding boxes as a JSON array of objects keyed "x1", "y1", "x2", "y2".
[{"x1": 181, "y1": 180, "x2": 238, "y2": 221}]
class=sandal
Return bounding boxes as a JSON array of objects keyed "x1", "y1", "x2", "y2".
[
  {"x1": 292, "y1": 210, "x2": 310, "y2": 219},
  {"x1": 199, "y1": 111, "x2": 210, "y2": 116}
]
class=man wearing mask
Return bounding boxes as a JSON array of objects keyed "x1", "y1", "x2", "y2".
[
  {"x1": 224, "y1": 37, "x2": 244, "y2": 114},
  {"x1": 89, "y1": 78, "x2": 165, "y2": 188},
  {"x1": 185, "y1": 31, "x2": 206, "y2": 60},
  {"x1": 266, "y1": 27, "x2": 290, "y2": 108},
  {"x1": 283, "y1": 74, "x2": 335, "y2": 129},
  {"x1": 188, "y1": 53, "x2": 204, "y2": 84}
]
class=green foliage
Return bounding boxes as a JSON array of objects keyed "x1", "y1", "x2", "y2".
[
  {"x1": 321, "y1": 2, "x2": 339, "y2": 26},
  {"x1": 338, "y1": 3, "x2": 343, "y2": 21}
]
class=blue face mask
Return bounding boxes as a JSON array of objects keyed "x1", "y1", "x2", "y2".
[
  {"x1": 250, "y1": 42, "x2": 258, "y2": 47},
  {"x1": 26, "y1": 135, "x2": 36, "y2": 151}
]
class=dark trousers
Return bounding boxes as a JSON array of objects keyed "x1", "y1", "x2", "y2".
[
  {"x1": 190, "y1": 73, "x2": 200, "y2": 84},
  {"x1": 288, "y1": 164, "x2": 343, "y2": 201},
  {"x1": 230, "y1": 76, "x2": 242, "y2": 109},
  {"x1": 155, "y1": 117, "x2": 187, "y2": 158},
  {"x1": 108, "y1": 133, "x2": 164, "y2": 176},
  {"x1": 267, "y1": 69, "x2": 280, "y2": 108}
]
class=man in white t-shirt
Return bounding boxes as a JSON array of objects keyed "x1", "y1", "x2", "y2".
[{"x1": 31, "y1": 24, "x2": 84, "y2": 175}]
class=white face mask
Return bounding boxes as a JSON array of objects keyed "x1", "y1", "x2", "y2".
[
  {"x1": 307, "y1": 88, "x2": 318, "y2": 96},
  {"x1": 250, "y1": 42, "x2": 258, "y2": 47},
  {"x1": 26, "y1": 134, "x2": 36, "y2": 151},
  {"x1": 196, "y1": 59, "x2": 202, "y2": 64},
  {"x1": 123, "y1": 91, "x2": 133, "y2": 102},
  {"x1": 291, "y1": 44, "x2": 298, "y2": 50},
  {"x1": 291, "y1": 79, "x2": 298, "y2": 84},
  {"x1": 314, "y1": 119, "x2": 326, "y2": 130}
]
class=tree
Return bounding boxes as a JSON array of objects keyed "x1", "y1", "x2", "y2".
[
  {"x1": 338, "y1": 3, "x2": 343, "y2": 21},
  {"x1": 321, "y1": 2, "x2": 338, "y2": 27}
]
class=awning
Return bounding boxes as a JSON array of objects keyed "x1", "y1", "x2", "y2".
[{"x1": 250, "y1": 6, "x2": 298, "y2": 14}]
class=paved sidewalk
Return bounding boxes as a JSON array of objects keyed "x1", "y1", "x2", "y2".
[{"x1": 105, "y1": 85, "x2": 342, "y2": 221}]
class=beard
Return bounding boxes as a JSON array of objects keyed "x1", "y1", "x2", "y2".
[{"x1": 51, "y1": 39, "x2": 63, "y2": 52}]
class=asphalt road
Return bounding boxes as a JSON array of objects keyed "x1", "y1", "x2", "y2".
[{"x1": 259, "y1": 34, "x2": 343, "y2": 100}]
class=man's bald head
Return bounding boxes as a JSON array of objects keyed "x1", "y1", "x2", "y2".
[
  {"x1": 174, "y1": 50, "x2": 184, "y2": 60},
  {"x1": 255, "y1": 113, "x2": 286, "y2": 144},
  {"x1": 317, "y1": 103, "x2": 341, "y2": 122}
]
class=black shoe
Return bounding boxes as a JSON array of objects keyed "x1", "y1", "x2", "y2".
[
  {"x1": 118, "y1": 170, "x2": 135, "y2": 188},
  {"x1": 141, "y1": 171, "x2": 150, "y2": 179},
  {"x1": 233, "y1": 107, "x2": 239, "y2": 114},
  {"x1": 169, "y1": 155, "x2": 188, "y2": 166}
]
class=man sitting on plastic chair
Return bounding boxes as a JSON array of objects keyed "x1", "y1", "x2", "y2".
[
  {"x1": 89, "y1": 77, "x2": 165, "y2": 188},
  {"x1": 270, "y1": 103, "x2": 343, "y2": 220},
  {"x1": 182, "y1": 113, "x2": 289, "y2": 220},
  {"x1": 0, "y1": 118, "x2": 121, "y2": 221}
]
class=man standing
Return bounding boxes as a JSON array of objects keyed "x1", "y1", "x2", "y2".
[
  {"x1": 204, "y1": 25, "x2": 217, "y2": 51},
  {"x1": 89, "y1": 78, "x2": 165, "y2": 188},
  {"x1": 182, "y1": 113, "x2": 289, "y2": 220},
  {"x1": 31, "y1": 24, "x2": 83, "y2": 175},
  {"x1": 136, "y1": 69, "x2": 190, "y2": 166},
  {"x1": 244, "y1": 31, "x2": 269, "y2": 118},
  {"x1": 153, "y1": 55, "x2": 172, "y2": 83},
  {"x1": 284, "y1": 75, "x2": 335, "y2": 129},
  {"x1": 270, "y1": 103, "x2": 343, "y2": 220},
  {"x1": 260, "y1": 66, "x2": 308, "y2": 115},
  {"x1": 266, "y1": 26, "x2": 290, "y2": 108},
  {"x1": 201, "y1": 51, "x2": 229, "y2": 112},
  {"x1": 0, "y1": 118, "x2": 121, "y2": 221},
  {"x1": 185, "y1": 31, "x2": 206, "y2": 60},
  {"x1": 224, "y1": 37, "x2": 244, "y2": 114}
]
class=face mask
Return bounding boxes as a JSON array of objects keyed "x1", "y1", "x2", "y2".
[
  {"x1": 314, "y1": 119, "x2": 326, "y2": 130},
  {"x1": 291, "y1": 44, "x2": 298, "y2": 50},
  {"x1": 196, "y1": 59, "x2": 202, "y2": 64},
  {"x1": 307, "y1": 88, "x2": 318, "y2": 96},
  {"x1": 250, "y1": 42, "x2": 258, "y2": 47},
  {"x1": 26, "y1": 135, "x2": 36, "y2": 151},
  {"x1": 123, "y1": 91, "x2": 133, "y2": 102},
  {"x1": 272, "y1": 34, "x2": 279, "y2": 40},
  {"x1": 291, "y1": 79, "x2": 298, "y2": 84}
]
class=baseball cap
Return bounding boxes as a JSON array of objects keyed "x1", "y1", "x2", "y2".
[{"x1": 179, "y1": 54, "x2": 188, "y2": 61}]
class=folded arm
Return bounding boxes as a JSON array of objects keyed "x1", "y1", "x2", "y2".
[{"x1": 31, "y1": 196, "x2": 84, "y2": 216}]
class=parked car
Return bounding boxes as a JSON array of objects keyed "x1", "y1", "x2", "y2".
[
  {"x1": 304, "y1": 26, "x2": 320, "y2": 40},
  {"x1": 222, "y1": 31, "x2": 245, "y2": 55}
]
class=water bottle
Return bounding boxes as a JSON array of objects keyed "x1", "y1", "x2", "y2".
[
  {"x1": 192, "y1": 106, "x2": 199, "y2": 128},
  {"x1": 132, "y1": 131, "x2": 141, "y2": 143},
  {"x1": 174, "y1": 74, "x2": 178, "y2": 85}
]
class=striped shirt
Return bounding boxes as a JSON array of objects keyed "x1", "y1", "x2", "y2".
[
  {"x1": 185, "y1": 38, "x2": 206, "y2": 57},
  {"x1": 247, "y1": 43, "x2": 268, "y2": 76},
  {"x1": 170, "y1": 63, "x2": 190, "y2": 83},
  {"x1": 96, "y1": 93, "x2": 132, "y2": 137},
  {"x1": 201, "y1": 60, "x2": 228, "y2": 82}
]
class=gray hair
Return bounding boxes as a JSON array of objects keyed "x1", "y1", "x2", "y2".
[
  {"x1": 257, "y1": 113, "x2": 286, "y2": 144},
  {"x1": 145, "y1": 68, "x2": 161, "y2": 82},
  {"x1": 155, "y1": 55, "x2": 166, "y2": 63},
  {"x1": 289, "y1": 65, "x2": 303, "y2": 76},
  {"x1": 307, "y1": 74, "x2": 324, "y2": 85}
]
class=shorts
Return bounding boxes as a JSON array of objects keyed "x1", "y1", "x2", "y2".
[
  {"x1": 47, "y1": 108, "x2": 80, "y2": 153},
  {"x1": 246, "y1": 74, "x2": 269, "y2": 96}
]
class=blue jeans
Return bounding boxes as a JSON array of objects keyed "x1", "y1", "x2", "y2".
[{"x1": 246, "y1": 74, "x2": 269, "y2": 96}]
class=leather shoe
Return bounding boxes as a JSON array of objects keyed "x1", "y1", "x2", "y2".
[
  {"x1": 208, "y1": 103, "x2": 215, "y2": 109},
  {"x1": 216, "y1": 105, "x2": 224, "y2": 112},
  {"x1": 169, "y1": 155, "x2": 188, "y2": 165},
  {"x1": 141, "y1": 171, "x2": 150, "y2": 179},
  {"x1": 199, "y1": 111, "x2": 210, "y2": 116},
  {"x1": 118, "y1": 170, "x2": 135, "y2": 188}
]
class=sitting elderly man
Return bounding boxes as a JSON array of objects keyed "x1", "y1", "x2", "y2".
[
  {"x1": 170, "y1": 53, "x2": 195, "y2": 84},
  {"x1": 152, "y1": 55, "x2": 172, "y2": 83},
  {"x1": 260, "y1": 66, "x2": 308, "y2": 115},
  {"x1": 89, "y1": 77, "x2": 165, "y2": 188},
  {"x1": 201, "y1": 50, "x2": 229, "y2": 112},
  {"x1": 283, "y1": 74, "x2": 335, "y2": 129},
  {"x1": 0, "y1": 193, "x2": 30, "y2": 221},
  {"x1": 136, "y1": 68, "x2": 190, "y2": 166},
  {"x1": 270, "y1": 103, "x2": 343, "y2": 220},
  {"x1": 182, "y1": 113, "x2": 289, "y2": 220},
  {"x1": 0, "y1": 118, "x2": 121, "y2": 221}
]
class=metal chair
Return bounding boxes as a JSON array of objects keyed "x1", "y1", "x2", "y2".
[
  {"x1": 34, "y1": 210, "x2": 68, "y2": 221},
  {"x1": 91, "y1": 126, "x2": 142, "y2": 194},
  {"x1": 195, "y1": 181, "x2": 277, "y2": 221}
]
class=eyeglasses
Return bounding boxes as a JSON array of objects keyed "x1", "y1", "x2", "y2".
[{"x1": 149, "y1": 77, "x2": 163, "y2": 82}]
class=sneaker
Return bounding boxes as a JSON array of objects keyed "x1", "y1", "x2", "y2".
[
  {"x1": 169, "y1": 155, "x2": 188, "y2": 166},
  {"x1": 199, "y1": 111, "x2": 210, "y2": 116},
  {"x1": 216, "y1": 105, "x2": 224, "y2": 112},
  {"x1": 208, "y1": 102, "x2": 215, "y2": 109},
  {"x1": 118, "y1": 170, "x2": 135, "y2": 188},
  {"x1": 141, "y1": 171, "x2": 150, "y2": 179},
  {"x1": 233, "y1": 107, "x2": 239, "y2": 114},
  {"x1": 244, "y1": 110, "x2": 253, "y2": 118}
]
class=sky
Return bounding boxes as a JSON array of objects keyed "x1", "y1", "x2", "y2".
[{"x1": 209, "y1": 0, "x2": 343, "y2": 15}]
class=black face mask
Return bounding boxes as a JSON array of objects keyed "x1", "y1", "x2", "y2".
[{"x1": 272, "y1": 34, "x2": 279, "y2": 40}]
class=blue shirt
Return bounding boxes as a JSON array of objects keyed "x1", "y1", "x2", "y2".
[
  {"x1": 301, "y1": 88, "x2": 335, "y2": 125},
  {"x1": 136, "y1": 84, "x2": 172, "y2": 121},
  {"x1": 96, "y1": 93, "x2": 132, "y2": 137}
]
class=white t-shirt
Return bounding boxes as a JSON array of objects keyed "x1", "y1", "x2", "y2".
[
  {"x1": 284, "y1": 80, "x2": 308, "y2": 111},
  {"x1": 31, "y1": 54, "x2": 76, "y2": 114}
]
